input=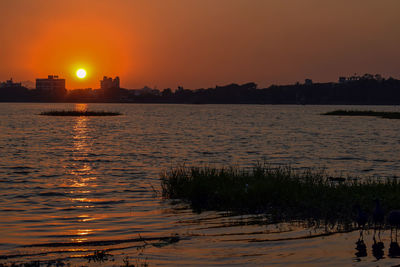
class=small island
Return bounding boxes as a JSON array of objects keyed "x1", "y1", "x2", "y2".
[
  {"x1": 322, "y1": 110, "x2": 400, "y2": 119},
  {"x1": 39, "y1": 110, "x2": 122, "y2": 116}
]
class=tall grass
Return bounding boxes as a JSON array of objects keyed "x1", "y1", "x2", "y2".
[
  {"x1": 323, "y1": 110, "x2": 400, "y2": 119},
  {"x1": 161, "y1": 164, "x2": 400, "y2": 226}
]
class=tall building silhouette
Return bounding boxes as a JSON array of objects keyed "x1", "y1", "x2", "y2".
[
  {"x1": 36, "y1": 75, "x2": 66, "y2": 92},
  {"x1": 100, "y1": 76, "x2": 120, "y2": 90}
]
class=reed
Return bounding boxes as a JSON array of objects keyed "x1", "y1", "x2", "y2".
[
  {"x1": 161, "y1": 164, "x2": 400, "y2": 225},
  {"x1": 39, "y1": 110, "x2": 122, "y2": 116},
  {"x1": 322, "y1": 110, "x2": 400, "y2": 119}
]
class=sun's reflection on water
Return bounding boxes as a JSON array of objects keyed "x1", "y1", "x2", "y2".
[
  {"x1": 66, "y1": 104, "x2": 100, "y2": 242},
  {"x1": 74, "y1": 103, "x2": 88, "y2": 112},
  {"x1": 78, "y1": 214, "x2": 97, "y2": 222},
  {"x1": 71, "y1": 229, "x2": 94, "y2": 243}
]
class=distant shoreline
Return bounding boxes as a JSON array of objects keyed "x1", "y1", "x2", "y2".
[{"x1": 2, "y1": 75, "x2": 400, "y2": 105}]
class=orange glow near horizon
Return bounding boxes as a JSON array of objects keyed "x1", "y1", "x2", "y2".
[
  {"x1": 26, "y1": 18, "x2": 135, "y2": 89},
  {"x1": 1, "y1": 1, "x2": 400, "y2": 89}
]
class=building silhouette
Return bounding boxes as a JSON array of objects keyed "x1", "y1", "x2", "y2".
[
  {"x1": 305, "y1": 79, "x2": 313, "y2": 85},
  {"x1": 35, "y1": 75, "x2": 66, "y2": 98},
  {"x1": 0, "y1": 78, "x2": 22, "y2": 88},
  {"x1": 100, "y1": 76, "x2": 120, "y2": 90},
  {"x1": 0, "y1": 78, "x2": 29, "y2": 101},
  {"x1": 36, "y1": 75, "x2": 66, "y2": 91}
]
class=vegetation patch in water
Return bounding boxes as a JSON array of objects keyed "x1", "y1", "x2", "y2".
[
  {"x1": 322, "y1": 110, "x2": 400, "y2": 119},
  {"x1": 39, "y1": 110, "x2": 122, "y2": 116},
  {"x1": 161, "y1": 164, "x2": 400, "y2": 226}
]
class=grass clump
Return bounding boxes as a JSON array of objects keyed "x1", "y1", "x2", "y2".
[
  {"x1": 161, "y1": 164, "x2": 400, "y2": 226},
  {"x1": 39, "y1": 110, "x2": 121, "y2": 116},
  {"x1": 322, "y1": 110, "x2": 400, "y2": 119}
]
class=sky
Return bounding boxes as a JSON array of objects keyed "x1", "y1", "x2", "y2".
[{"x1": 0, "y1": 0, "x2": 400, "y2": 90}]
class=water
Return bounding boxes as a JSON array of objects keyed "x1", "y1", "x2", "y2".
[{"x1": 1, "y1": 103, "x2": 400, "y2": 266}]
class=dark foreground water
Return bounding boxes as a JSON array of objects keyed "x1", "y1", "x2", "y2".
[{"x1": 1, "y1": 103, "x2": 400, "y2": 266}]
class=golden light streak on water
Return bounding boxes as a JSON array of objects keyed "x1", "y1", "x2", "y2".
[
  {"x1": 67, "y1": 108, "x2": 100, "y2": 242},
  {"x1": 78, "y1": 215, "x2": 97, "y2": 222},
  {"x1": 74, "y1": 103, "x2": 88, "y2": 112}
]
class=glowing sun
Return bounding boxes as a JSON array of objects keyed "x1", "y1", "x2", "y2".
[{"x1": 76, "y1": 69, "x2": 87, "y2": 79}]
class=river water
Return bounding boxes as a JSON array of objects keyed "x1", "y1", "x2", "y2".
[{"x1": 1, "y1": 103, "x2": 400, "y2": 266}]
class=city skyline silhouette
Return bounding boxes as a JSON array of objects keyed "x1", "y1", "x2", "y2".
[{"x1": 1, "y1": 0, "x2": 399, "y2": 89}]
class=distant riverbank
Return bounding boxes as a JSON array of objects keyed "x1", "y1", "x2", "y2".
[{"x1": 2, "y1": 74, "x2": 400, "y2": 105}]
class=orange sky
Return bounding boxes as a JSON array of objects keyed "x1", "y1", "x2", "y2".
[{"x1": 0, "y1": 0, "x2": 400, "y2": 89}]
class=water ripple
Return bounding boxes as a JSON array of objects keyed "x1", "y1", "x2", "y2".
[{"x1": 1, "y1": 103, "x2": 400, "y2": 265}]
